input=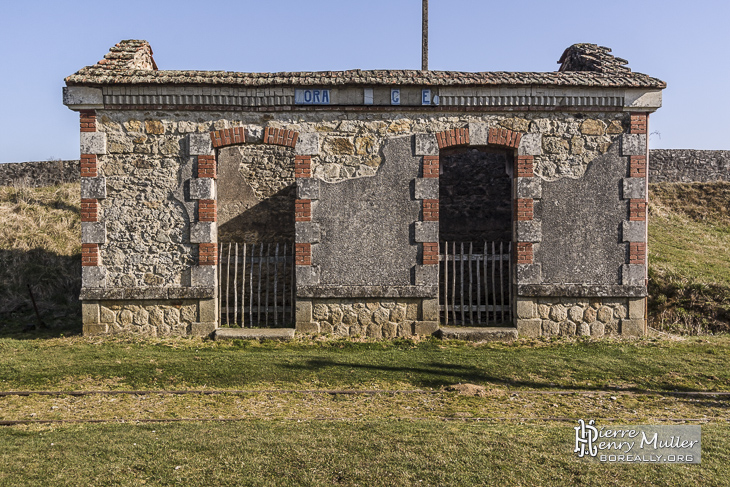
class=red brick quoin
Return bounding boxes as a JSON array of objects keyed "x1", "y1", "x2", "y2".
[
  {"x1": 197, "y1": 155, "x2": 216, "y2": 179},
  {"x1": 81, "y1": 243, "x2": 99, "y2": 266},
  {"x1": 422, "y1": 199, "x2": 439, "y2": 221},
  {"x1": 81, "y1": 198, "x2": 99, "y2": 222},
  {"x1": 295, "y1": 155, "x2": 311, "y2": 179},
  {"x1": 516, "y1": 155, "x2": 534, "y2": 177},
  {"x1": 423, "y1": 243, "x2": 439, "y2": 265},
  {"x1": 515, "y1": 199, "x2": 534, "y2": 221},
  {"x1": 80, "y1": 154, "x2": 98, "y2": 178},
  {"x1": 295, "y1": 199, "x2": 311, "y2": 222},
  {"x1": 630, "y1": 113, "x2": 647, "y2": 134},
  {"x1": 80, "y1": 111, "x2": 96, "y2": 133},
  {"x1": 199, "y1": 243, "x2": 218, "y2": 266},
  {"x1": 295, "y1": 243, "x2": 311, "y2": 266},
  {"x1": 516, "y1": 242, "x2": 533, "y2": 265},
  {"x1": 629, "y1": 242, "x2": 646, "y2": 265},
  {"x1": 422, "y1": 156, "x2": 439, "y2": 178}
]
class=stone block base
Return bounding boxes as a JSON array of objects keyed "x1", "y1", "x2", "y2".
[
  {"x1": 514, "y1": 296, "x2": 646, "y2": 338},
  {"x1": 80, "y1": 298, "x2": 218, "y2": 337},
  {"x1": 294, "y1": 297, "x2": 438, "y2": 338}
]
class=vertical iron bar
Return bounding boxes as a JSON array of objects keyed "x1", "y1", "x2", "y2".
[
  {"x1": 508, "y1": 241, "x2": 513, "y2": 324},
  {"x1": 500, "y1": 242, "x2": 505, "y2": 323},
  {"x1": 492, "y1": 242, "x2": 496, "y2": 325},
  {"x1": 460, "y1": 243, "x2": 465, "y2": 325},
  {"x1": 265, "y1": 244, "x2": 271, "y2": 327},
  {"x1": 282, "y1": 243, "x2": 287, "y2": 325},
  {"x1": 451, "y1": 242, "x2": 456, "y2": 325},
  {"x1": 274, "y1": 243, "x2": 279, "y2": 326},
  {"x1": 257, "y1": 244, "x2": 263, "y2": 326},
  {"x1": 483, "y1": 241, "x2": 488, "y2": 325},
  {"x1": 226, "y1": 242, "x2": 231, "y2": 326},
  {"x1": 234, "y1": 243, "x2": 238, "y2": 326},
  {"x1": 249, "y1": 243, "x2": 254, "y2": 327},
  {"x1": 443, "y1": 242, "x2": 448, "y2": 326},
  {"x1": 468, "y1": 242, "x2": 473, "y2": 325},
  {"x1": 241, "y1": 243, "x2": 246, "y2": 328},
  {"x1": 476, "y1": 243, "x2": 481, "y2": 323}
]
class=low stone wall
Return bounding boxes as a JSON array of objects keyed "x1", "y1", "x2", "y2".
[
  {"x1": 0, "y1": 160, "x2": 80, "y2": 187},
  {"x1": 650, "y1": 150, "x2": 730, "y2": 183}
]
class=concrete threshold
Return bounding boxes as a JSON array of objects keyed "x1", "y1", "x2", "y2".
[
  {"x1": 436, "y1": 326, "x2": 518, "y2": 342},
  {"x1": 213, "y1": 328, "x2": 295, "y2": 341}
]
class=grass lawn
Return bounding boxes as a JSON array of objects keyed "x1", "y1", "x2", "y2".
[{"x1": 1, "y1": 336, "x2": 729, "y2": 485}]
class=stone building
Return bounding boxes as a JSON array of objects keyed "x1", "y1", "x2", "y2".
[{"x1": 64, "y1": 40, "x2": 664, "y2": 339}]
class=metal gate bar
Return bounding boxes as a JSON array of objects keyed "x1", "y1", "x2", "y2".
[
  {"x1": 439, "y1": 241, "x2": 512, "y2": 326},
  {"x1": 218, "y1": 242, "x2": 294, "y2": 327}
]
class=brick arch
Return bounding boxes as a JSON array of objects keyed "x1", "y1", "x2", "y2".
[
  {"x1": 209, "y1": 127, "x2": 299, "y2": 149},
  {"x1": 434, "y1": 126, "x2": 522, "y2": 151}
]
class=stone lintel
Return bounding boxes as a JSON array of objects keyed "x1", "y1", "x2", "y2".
[
  {"x1": 188, "y1": 134, "x2": 213, "y2": 156},
  {"x1": 622, "y1": 220, "x2": 646, "y2": 242},
  {"x1": 414, "y1": 221, "x2": 439, "y2": 243},
  {"x1": 79, "y1": 287, "x2": 216, "y2": 300},
  {"x1": 81, "y1": 176, "x2": 107, "y2": 199},
  {"x1": 295, "y1": 132, "x2": 320, "y2": 155},
  {"x1": 191, "y1": 265, "x2": 217, "y2": 287},
  {"x1": 81, "y1": 222, "x2": 106, "y2": 244},
  {"x1": 82, "y1": 266, "x2": 106, "y2": 288},
  {"x1": 295, "y1": 221, "x2": 321, "y2": 244},
  {"x1": 414, "y1": 178, "x2": 439, "y2": 200},
  {"x1": 414, "y1": 133, "x2": 439, "y2": 155},
  {"x1": 518, "y1": 133, "x2": 542, "y2": 156},
  {"x1": 517, "y1": 283, "x2": 647, "y2": 297},
  {"x1": 621, "y1": 134, "x2": 647, "y2": 156},
  {"x1": 297, "y1": 285, "x2": 438, "y2": 299},
  {"x1": 516, "y1": 264, "x2": 542, "y2": 285},
  {"x1": 297, "y1": 178, "x2": 320, "y2": 200},
  {"x1": 515, "y1": 177, "x2": 542, "y2": 199},
  {"x1": 189, "y1": 178, "x2": 216, "y2": 200},
  {"x1": 80, "y1": 132, "x2": 107, "y2": 155},
  {"x1": 622, "y1": 178, "x2": 646, "y2": 199},
  {"x1": 622, "y1": 264, "x2": 645, "y2": 286},
  {"x1": 190, "y1": 222, "x2": 217, "y2": 243},
  {"x1": 63, "y1": 86, "x2": 104, "y2": 109}
]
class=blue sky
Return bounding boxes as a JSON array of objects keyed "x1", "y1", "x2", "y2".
[{"x1": 1, "y1": 0, "x2": 727, "y2": 163}]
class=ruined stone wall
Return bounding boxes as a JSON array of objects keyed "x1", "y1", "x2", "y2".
[
  {"x1": 649, "y1": 149, "x2": 730, "y2": 183},
  {"x1": 0, "y1": 160, "x2": 79, "y2": 187}
]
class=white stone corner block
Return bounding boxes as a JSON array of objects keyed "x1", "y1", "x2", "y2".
[
  {"x1": 621, "y1": 134, "x2": 647, "y2": 156},
  {"x1": 515, "y1": 177, "x2": 542, "y2": 199},
  {"x1": 63, "y1": 86, "x2": 104, "y2": 109},
  {"x1": 516, "y1": 220, "x2": 542, "y2": 243},
  {"x1": 191, "y1": 265, "x2": 217, "y2": 287},
  {"x1": 414, "y1": 265, "x2": 439, "y2": 286},
  {"x1": 80, "y1": 176, "x2": 107, "y2": 199},
  {"x1": 82, "y1": 266, "x2": 106, "y2": 288},
  {"x1": 622, "y1": 221, "x2": 646, "y2": 243},
  {"x1": 516, "y1": 264, "x2": 542, "y2": 285},
  {"x1": 188, "y1": 134, "x2": 213, "y2": 156},
  {"x1": 82, "y1": 222, "x2": 106, "y2": 244},
  {"x1": 80, "y1": 132, "x2": 107, "y2": 155},
  {"x1": 295, "y1": 132, "x2": 320, "y2": 155},
  {"x1": 190, "y1": 222, "x2": 217, "y2": 244},
  {"x1": 190, "y1": 178, "x2": 216, "y2": 200},
  {"x1": 467, "y1": 122, "x2": 489, "y2": 146},
  {"x1": 624, "y1": 90, "x2": 662, "y2": 110},
  {"x1": 414, "y1": 133, "x2": 439, "y2": 155},
  {"x1": 622, "y1": 178, "x2": 646, "y2": 199},
  {"x1": 295, "y1": 221, "x2": 321, "y2": 244},
  {"x1": 414, "y1": 221, "x2": 439, "y2": 243},
  {"x1": 297, "y1": 178, "x2": 320, "y2": 200},
  {"x1": 296, "y1": 265, "x2": 320, "y2": 287},
  {"x1": 518, "y1": 133, "x2": 542, "y2": 156},
  {"x1": 621, "y1": 264, "x2": 645, "y2": 286},
  {"x1": 414, "y1": 178, "x2": 439, "y2": 200}
]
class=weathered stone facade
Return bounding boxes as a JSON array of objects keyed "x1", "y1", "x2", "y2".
[{"x1": 65, "y1": 40, "x2": 663, "y2": 338}]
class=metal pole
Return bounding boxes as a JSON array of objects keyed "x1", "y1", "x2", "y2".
[{"x1": 422, "y1": 0, "x2": 428, "y2": 71}]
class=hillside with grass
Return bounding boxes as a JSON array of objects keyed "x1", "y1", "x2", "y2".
[
  {"x1": 0, "y1": 183, "x2": 81, "y2": 333},
  {"x1": 1, "y1": 181, "x2": 730, "y2": 336}
]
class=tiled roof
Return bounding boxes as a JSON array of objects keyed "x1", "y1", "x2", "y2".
[{"x1": 65, "y1": 40, "x2": 665, "y2": 89}]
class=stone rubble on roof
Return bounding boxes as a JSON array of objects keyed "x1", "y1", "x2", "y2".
[{"x1": 65, "y1": 40, "x2": 665, "y2": 89}]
